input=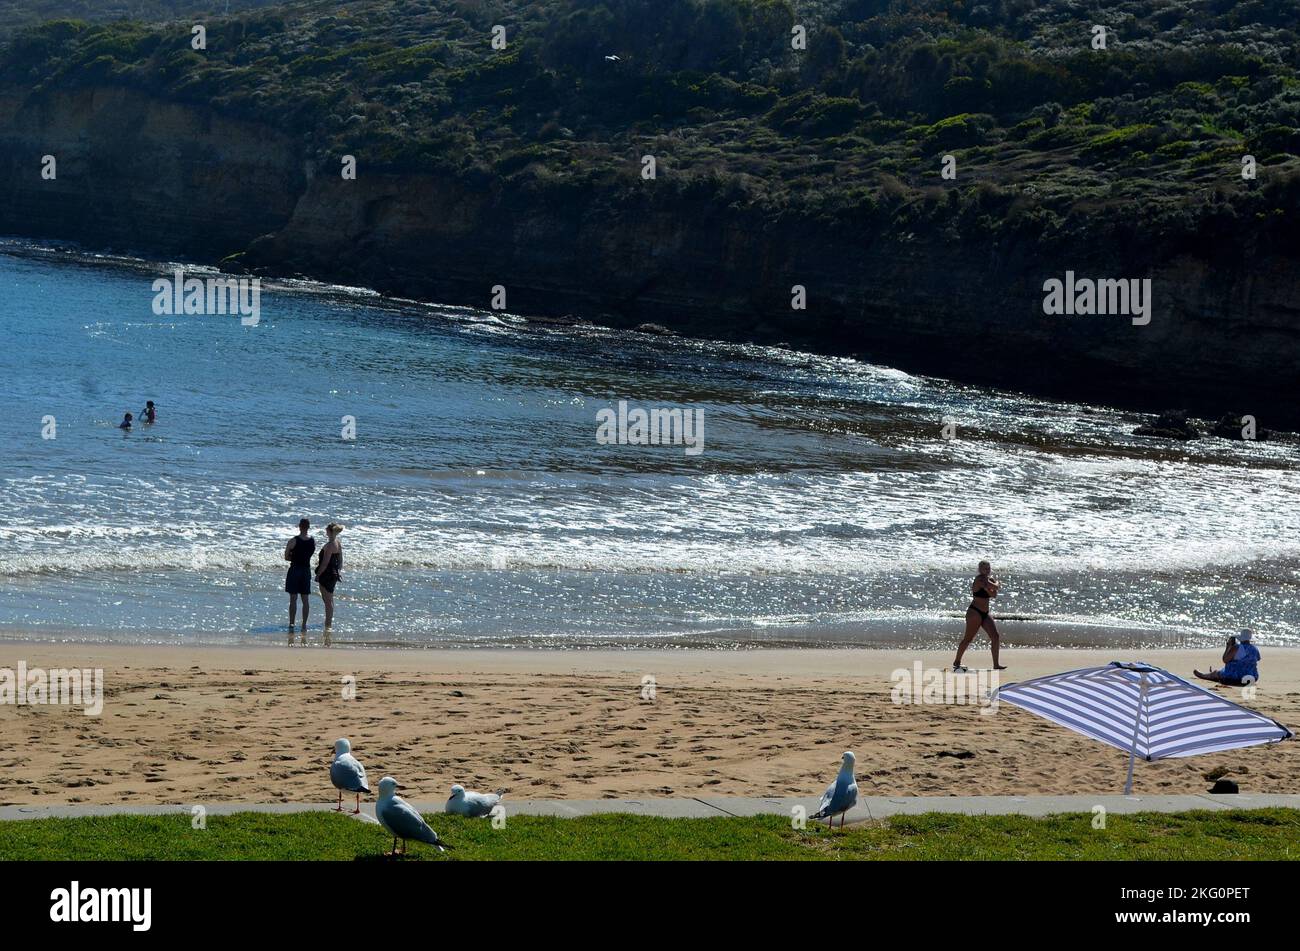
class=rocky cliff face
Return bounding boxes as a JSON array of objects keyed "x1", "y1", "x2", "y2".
[
  {"x1": 3, "y1": 84, "x2": 1298, "y2": 425},
  {"x1": 0, "y1": 87, "x2": 302, "y2": 260}
]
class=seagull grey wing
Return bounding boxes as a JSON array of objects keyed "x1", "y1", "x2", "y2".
[
  {"x1": 837, "y1": 780, "x2": 859, "y2": 813},
  {"x1": 468, "y1": 792, "x2": 500, "y2": 817},
  {"x1": 331, "y1": 755, "x2": 369, "y2": 793},
  {"x1": 383, "y1": 796, "x2": 440, "y2": 845},
  {"x1": 825, "y1": 776, "x2": 856, "y2": 815},
  {"x1": 812, "y1": 779, "x2": 837, "y2": 817}
]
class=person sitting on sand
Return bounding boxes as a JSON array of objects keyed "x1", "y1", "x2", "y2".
[
  {"x1": 284, "y1": 518, "x2": 315, "y2": 637},
  {"x1": 953, "y1": 559, "x2": 1006, "y2": 672},
  {"x1": 118, "y1": 412, "x2": 133, "y2": 430},
  {"x1": 1194, "y1": 629, "x2": 1261, "y2": 686},
  {"x1": 315, "y1": 522, "x2": 344, "y2": 632},
  {"x1": 140, "y1": 400, "x2": 156, "y2": 424}
]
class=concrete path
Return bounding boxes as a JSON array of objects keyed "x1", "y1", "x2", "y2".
[{"x1": 2, "y1": 793, "x2": 1297, "y2": 822}]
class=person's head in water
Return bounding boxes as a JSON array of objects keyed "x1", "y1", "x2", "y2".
[
  {"x1": 326, "y1": 523, "x2": 344, "y2": 541},
  {"x1": 298, "y1": 518, "x2": 310, "y2": 535},
  {"x1": 145, "y1": 401, "x2": 154, "y2": 410},
  {"x1": 119, "y1": 412, "x2": 133, "y2": 428},
  {"x1": 978, "y1": 560, "x2": 991, "y2": 576}
]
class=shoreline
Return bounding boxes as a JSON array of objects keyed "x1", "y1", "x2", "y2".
[
  {"x1": 1, "y1": 639, "x2": 1279, "y2": 659},
  {"x1": 0, "y1": 605, "x2": 1274, "y2": 653},
  {"x1": 3, "y1": 644, "x2": 1296, "y2": 806}
]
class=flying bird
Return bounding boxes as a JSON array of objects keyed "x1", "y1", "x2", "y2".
[
  {"x1": 329, "y1": 737, "x2": 369, "y2": 815},
  {"x1": 445, "y1": 784, "x2": 504, "y2": 818},
  {"x1": 376, "y1": 776, "x2": 452, "y2": 857},
  {"x1": 604, "y1": 54, "x2": 621, "y2": 62},
  {"x1": 811, "y1": 750, "x2": 858, "y2": 830}
]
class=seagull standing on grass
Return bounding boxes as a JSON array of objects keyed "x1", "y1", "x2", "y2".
[
  {"x1": 446, "y1": 784, "x2": 504, "y2": 818},
  {"x1": 376, "y1": 776, "x2": 452, "y2": 857},
  {"x1": 811, "y1": 750, "x2": 858, "y2": 830},
  {"x1": 330, "y1": 738, "x2": 369, "y2": 815}
]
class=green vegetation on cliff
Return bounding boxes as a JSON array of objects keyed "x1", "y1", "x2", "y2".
[
  {"x1": 2, "y1": 0, "x2": 1298, "y2": 254},
  {"x1": 0, "y1": 1, "x2": 280, "y2": 37}
]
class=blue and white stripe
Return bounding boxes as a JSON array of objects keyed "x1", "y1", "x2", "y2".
[{"x1": 993, "y1": 662, "x2": 1292, "y2": 761}]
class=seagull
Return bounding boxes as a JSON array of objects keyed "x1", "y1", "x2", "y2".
[
  {"x1": 329, "y1": 738, "x2": 369, "y2": 815},
  {"x1": 811, "y1": 750, "x2": 858, "y2": 830},
  {"x1": 604, "y1": 54, "x2": 620, "y2": 62},
  {"x1": 445, "y1": 784, "x2": 504, "y2": 818},
  {"x1": 376, "y1": 776, "x2": 452, "y2": 857}
]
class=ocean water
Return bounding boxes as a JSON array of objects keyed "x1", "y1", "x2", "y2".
[{"x1": 1, "y1": 241, "x2": 1298, "y2": 649}]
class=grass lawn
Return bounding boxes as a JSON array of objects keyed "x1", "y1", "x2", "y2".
[{"x1": 1, "y1": 809, "x2": 1297, "y2": 860}]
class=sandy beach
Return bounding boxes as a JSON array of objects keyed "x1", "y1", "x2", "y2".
[{"x1": 1, "y1": 643, "x2": 1296, "y2": 806}]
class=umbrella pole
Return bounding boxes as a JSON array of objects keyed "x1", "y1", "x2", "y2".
[{"x1": 1123, "y1": 673, "x2": 1148, "y2": 795}]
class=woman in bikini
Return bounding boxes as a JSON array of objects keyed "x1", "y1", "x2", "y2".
[{"x1": 953, "y1": 559, "x2": 1006, "y2": 672}]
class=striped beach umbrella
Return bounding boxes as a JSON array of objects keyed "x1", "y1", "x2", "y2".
[{"x1": 992, "y1": 661, "x2": 1293, "y2": 794}]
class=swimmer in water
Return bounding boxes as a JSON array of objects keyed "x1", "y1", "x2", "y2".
[
  {"x1": 118, "y1": 412, "x2": 133, "y2": 431},
  {"x1": 140, "y1": 400, "x2": 156, "y2": 424}
]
